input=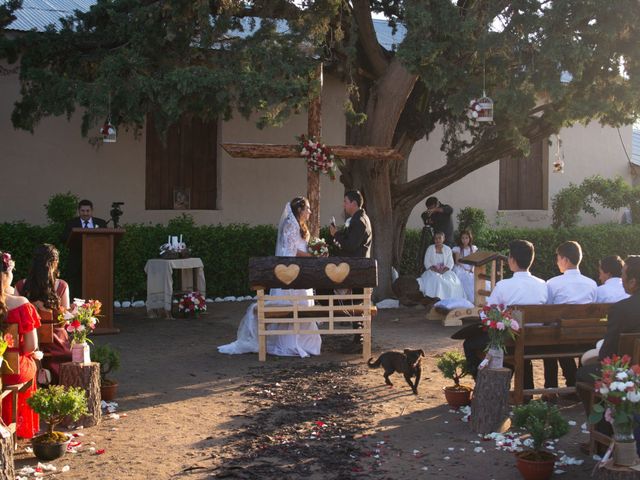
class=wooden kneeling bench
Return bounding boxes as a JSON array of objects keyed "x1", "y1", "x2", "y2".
[
  {"x1": 249, "y1": 256, "x2": 378, "y2": 362},
  {"x1": 507, "y1": 303, "x2": 611, "y2": 405}
]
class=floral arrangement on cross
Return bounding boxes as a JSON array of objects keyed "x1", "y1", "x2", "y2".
[
  {"x1": 178, "y1": 291, "x2": 207, "y2": 317},
  {"x1": 297, "y1": 134, "x2": 342, "y2": 180},
  {"x1": 60, "y1": 298, "x2": 101, "y2": 344}
]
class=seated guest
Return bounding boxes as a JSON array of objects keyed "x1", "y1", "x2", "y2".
[
  {"x1": 417, "y1": 231, "x2": 465, "y2": 301},
  {"x1": 576, "y1": 256, "x2": 640, "y2": 436},
  {"x1": 15, "y1": 244, "x2": 72, "y2": 384},
  {"x1": 544, "y1": 241, "x2": 597, "y2": 396},
  {"x1": 452, "y1": 229, "x2": 478, "y2": 303},
  {"x1": 462, "y1": 240, "x2": 548, "y2": 390},
  {"x1": 0, "y1": 251, "x2": 41, "y2": 439},
  {"x1": 596, "y1": 255, "x2": 629, "y2": 303}
]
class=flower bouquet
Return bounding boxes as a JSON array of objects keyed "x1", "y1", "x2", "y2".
[
  {"x1": 308, "y1": 237, "x2": 329, "y2": 257},
  {"x1": 432, "y1": 263, "x2": 448, "y2": 274},
  {"x1": 0, "y1": 332, "x2": 14, "y2": 370},
  {"x1": 298, "y1": 134, "x2": 342, "y2": 180},
  {"x1": 479, "y1": 304, "x2": 519, "y2": 369},
  {"x1": 590, "y1": 354, "x2": 640, "y2": 466},
  {"x1": 178, "y1": 291, "x2": 207, "y2": 317},
  {"x1": 60, "y1": 299, "x2": 100, "y2": 363}
]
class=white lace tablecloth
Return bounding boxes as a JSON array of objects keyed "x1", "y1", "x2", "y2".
[{"x1": 144, "y1": 258, "x2": 206, "y2": 316}]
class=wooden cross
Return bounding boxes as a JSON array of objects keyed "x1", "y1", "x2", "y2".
[{"x1": 221, "y1": 64, "x2": 402, "y2": 237}]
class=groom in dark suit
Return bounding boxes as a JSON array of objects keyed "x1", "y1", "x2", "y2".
[
  {"x1": 62, "y1": 199, "x2": 108, "y2": 297},
  {"x1": 329, "y1": 190, "x2": 373, "y2": 349}
]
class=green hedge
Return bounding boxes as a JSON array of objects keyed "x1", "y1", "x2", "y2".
[
  {"x1": 400, "y1": 224, "x2": 640, "y2": 281},
  {"x1": 2, "y1": 221, "x2": 639, "y2": 299}
]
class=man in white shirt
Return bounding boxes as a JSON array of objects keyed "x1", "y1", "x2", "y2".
[
  {"x1": 596, "y1": 255, "x2": 630, "y2": 303},
  {"x1": 463, "y1": 240, "x2": 548, "y2": 390},
  {"x1": 544, "y1": 241, "x2": 597, "y2": 393}
]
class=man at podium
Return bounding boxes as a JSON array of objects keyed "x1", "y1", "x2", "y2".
[{"x1": 62, "y1": 199, "x2": 107, "y2": 297}]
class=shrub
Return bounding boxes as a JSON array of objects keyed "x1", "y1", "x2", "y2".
[
  {"x1": 512, "y1": 400, "x2": 569, "y2": 452},
  {"x1": 45, "y1": 192, "x2": 78, "y2": 225},
  {"x1": 436, "y1": 351, "x2": 468, "y2": 387},
  {"x1": 27, "y1": 385, "x2": 88, "y2": 436},
  {"x1": 92, "y1": 344, "x2": 121, "y2": 383},
  {"x1": 457, "y1": 207, "x2": 488, "y2": 242}
]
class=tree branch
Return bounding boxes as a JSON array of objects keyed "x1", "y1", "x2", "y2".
[{"x1": 351, "y1": 0, "x2": 389, "y2": 79}]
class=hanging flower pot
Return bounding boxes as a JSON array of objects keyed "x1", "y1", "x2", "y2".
[{"x1": 100, "y1": 120, "x2": 117, "y2": 143}]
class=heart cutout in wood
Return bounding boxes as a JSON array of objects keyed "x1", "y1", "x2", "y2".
[
  {"x1": 274, "y1": 264, "x2": 300, "y2": 285},
  {"x1": 325, "y1": 262, "x2": 350, "y2": 284}
]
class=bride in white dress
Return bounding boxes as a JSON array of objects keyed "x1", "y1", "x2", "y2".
[
  {"x1": 416, "y1": 231, "x2": 466, "y2": 300},
  {"x1": 218, "y1": 197, "x2": 322, "y2": 357}
]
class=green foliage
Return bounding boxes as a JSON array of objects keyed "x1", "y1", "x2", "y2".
[
  {"x1": 26, "y1": 385, "x2": 88, "y2": 434},
  {"x1": 457, "y1": 207, "x2": 488, "y2": 242},
  {"x1": 512, "y1": 400, "x2": 569, "y2": 452},
  {"x1": 92, "y1": 344, "x2": 121, "y2": 382},
  {"x1": 436, "y1": 351, "x2": 468, "y2": 387},
  {"x1": 552, "y1": 176, "x2": 640, "y2": 228},
  {"x1": 44, "y1": 192, "x2": 78, "y2": 225}
]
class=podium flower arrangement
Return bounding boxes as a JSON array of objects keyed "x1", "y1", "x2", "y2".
[{"x1": 178, "y1": 291, "x2": 207, "y2": 317}]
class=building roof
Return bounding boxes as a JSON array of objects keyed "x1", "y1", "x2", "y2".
[{"x1": 5, "y1": 1, "x2": 405, "y2": 51}]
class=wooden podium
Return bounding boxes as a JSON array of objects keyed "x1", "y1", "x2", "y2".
[{"x1": 67, "y1": 228, "x2": 125, "y2": 334}]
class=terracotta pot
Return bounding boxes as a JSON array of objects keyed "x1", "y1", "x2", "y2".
[
  {"x1": 101, "y1": 381, "x2": 119, "y2": 402},
  {"x1": 443, "y1": 386, "x2": 472, "y2": 408},
  {"x1": 515, "y1": 451, "x2": 555, "y2": 480}
]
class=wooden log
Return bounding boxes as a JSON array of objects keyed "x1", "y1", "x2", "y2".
[
  {"x1": 59, "y1": 362, "x2": 101, "y2": 428},
  {"x1": 595, "y1": 462, "x2": 640, "y2": 479},
  {"x1": 0, "y1": 424, "x2": 14, "y2": 480},
  {"x1": 470, "y1": 367, "x2": 511, "y2": 434},
  {"x1": 221, "y1": 143, "x2": 403, "y2": 161},
  {"x1": 249, "y1": 257, "x2": 377, "y2": 290}
]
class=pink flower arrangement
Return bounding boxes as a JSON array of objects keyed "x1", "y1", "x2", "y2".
[
  {"x1": 298, "y1": 134, "x2": 341, "y2": 180},
  {"x1": 60, "y1": 298, "x2": 100, "y2": 344},
  {"x1": 479, "y1": 304, "x2": 520, "y2": 351},
  {"x1": 178, "y1": 291, "x2": 207, "y2": 315}
]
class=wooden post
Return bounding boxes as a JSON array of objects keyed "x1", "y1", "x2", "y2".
[
  {"x1": 59, "y1": 362, "x2": 101, "y2": 427},
  {"x1": 595, "y1": 463, "x2": 640, "y2": 479},
  {"x1": 470, "y1": 367, "x2": 511, "y2": 434},
  {"x1": 0, "y1": 424, "x2": 14, "y2": 480},
  {"x1": 362, "y1": 287, "x2": 372, "y2": 361}
]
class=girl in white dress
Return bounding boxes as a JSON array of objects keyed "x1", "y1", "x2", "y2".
[
  {"x1": 416, "y1": 231, "x2": 465, "y2": 300},
  {"x1": 218, "y1": 197, "x2": 322, "y2": 357},
  {"x1": 452, "y1": 230, "x2": 478, "y2": 303}
]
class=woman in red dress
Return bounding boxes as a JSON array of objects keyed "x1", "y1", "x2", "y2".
[
  {"x1": 1, "y1": 251, "x2": 40, "y2": 439},
  {"x1": 15, "y1": 244, "x2": 72, "y2": 383}
]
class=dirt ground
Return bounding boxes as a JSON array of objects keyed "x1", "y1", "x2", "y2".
[{"x1": 14, "y1": 302, "x2": 599, "y2": 479}]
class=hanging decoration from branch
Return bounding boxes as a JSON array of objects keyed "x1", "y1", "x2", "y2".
[
  {"x1": 297, "y1": 134, "x2": 342, "y2": 181},
  {"x1": 100, "y1": 93, "x2": 117, "y2": 143},
  {"x1": 468, "y1": 59, "x2": 494, "y2": 122},
  {"x1": 553, "y1": 135, "x2": 565, "y2": 173}
]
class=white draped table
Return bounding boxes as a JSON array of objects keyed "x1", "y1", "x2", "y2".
[{"x1": 144, "y1": 258, "x2": 206, "y2": 318}]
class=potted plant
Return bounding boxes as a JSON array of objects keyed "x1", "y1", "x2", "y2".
[
  {"x1": 26, "y1": 385, "x2": 88, "y2": 461},
  {"x1": 480, "y1": 304, "x2": 520, "y2": 369},
  {"x1": 59, "y1": 298, "x2": 100, "y2": 363},
  {"x1": 436, "y1": 351, "x2": 472, "y2": 408},
  {"x1": 92, "y1": 344, "x2": 121, "y2": 401},
  {"x1": 589, "y1": 354, "x2": 640, "y2": 466},
  {"x1": 512, "y1": 400, "x2": 569, "y2": 480}
]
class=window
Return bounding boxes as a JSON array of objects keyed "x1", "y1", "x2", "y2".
[
  {"x1": 498, "y1": 138, "x2": 548, "y2": 210},
  {"x1": 145, "y1": 114, "x2": 217, "y2": 210}
]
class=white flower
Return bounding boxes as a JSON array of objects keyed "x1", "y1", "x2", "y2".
[
  {"x1": 73, "y1": 298, "x2": 85, "y2": 306},
  {"x1": 599, "y1": 385, "x2": 610, "y2": 395},
  {"x1": 616, "y1": 371, "x2": 629, "y2": 381},
  {"x1": 628, "y1": 391, "x2": 640, "y2": 403}
]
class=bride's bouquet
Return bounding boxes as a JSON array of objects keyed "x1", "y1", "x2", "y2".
[{"x1": 308, "y1": 237, "x2": 329, "y2": 257}]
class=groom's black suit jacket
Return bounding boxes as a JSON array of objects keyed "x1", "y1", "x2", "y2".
[{"x1": 333, "y1": 209, "x2": 372, "y2": 258}]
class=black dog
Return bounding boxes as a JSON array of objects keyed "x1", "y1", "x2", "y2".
[{"x1": 367, "y1": 349, "x2": 425, "y2": 395}]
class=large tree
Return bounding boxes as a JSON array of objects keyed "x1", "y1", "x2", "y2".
[{"x1": 3, "y1": 0, "x2": 640, "y2": 297}]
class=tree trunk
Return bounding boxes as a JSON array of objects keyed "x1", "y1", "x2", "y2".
[
  {"x1": 595, "y1": 464, "x2": 640, "y2": 480},
  {"x1": 59, "y1": 362, "x2": 101, "y2": 428},
  {"x1": 0, "y1": 424, "x2": 14, "y2": 480},
  {"x1": 470, "y1": 367, "x2": 512, "y2": 434}
]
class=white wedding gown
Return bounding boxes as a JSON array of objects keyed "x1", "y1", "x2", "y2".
[{"x1": 218, "y1": 203, "x2": 322, "y2": 357}]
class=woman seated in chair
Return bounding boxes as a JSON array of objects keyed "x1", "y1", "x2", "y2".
[
  {"x1": 416, "y1": 231, "x2": 466, "y2": 301},
  {"x1": 1, "y1": 251, "x2": 40, "y2": 439},
  {"x1": 15, "y1": 244, "x2": 71, "y2": 384}
]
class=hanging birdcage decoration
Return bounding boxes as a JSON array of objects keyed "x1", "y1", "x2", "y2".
[
  {"x1": 553, "y1": 135, "x2": 565, "y2": 173},
  {"x1": 468, "y1": 93, "x2": 494, "y2": 122},
  {"x1": 100, "y1": 117, "x2": 117, "y2": 143}
]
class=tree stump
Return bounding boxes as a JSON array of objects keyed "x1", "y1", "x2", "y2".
[
  {"x1": 595, "y1": 462, "x2": 640, "y2": 480},
  {"x1": 59, "y1": 362, "x2": 101, "y2": 427},
  {"x1": 0, "y1": 424, "x2": 14, "y2": 480},
  {"x1": 470, "y1": 367, "x2": 511, "y2": 434}
]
